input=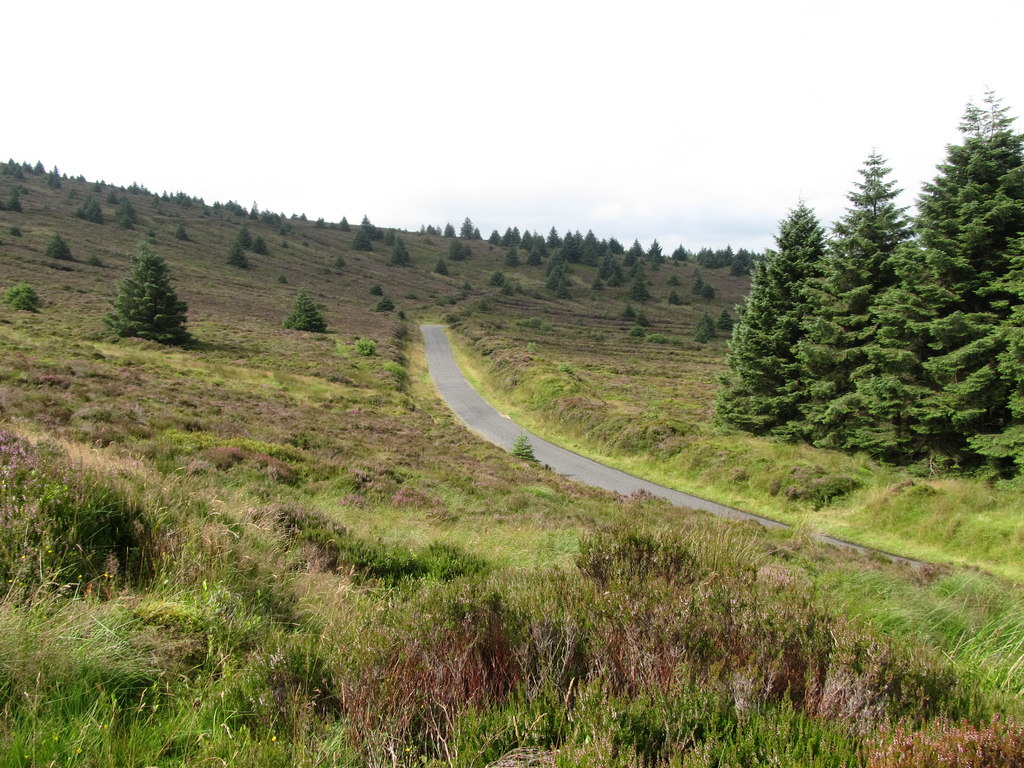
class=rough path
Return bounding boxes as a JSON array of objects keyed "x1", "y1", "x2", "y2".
[{"x1": 421, "y1": 324, "x2": 920, "y2": 567}]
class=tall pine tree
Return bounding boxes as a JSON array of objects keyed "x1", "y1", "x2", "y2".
[
  {"x1": 715, "y1": 203, "x2": 827, "y2": 437},
  {"x1": 911, "y1": 93, "x2": 1024, "y2": 471},
  {"x1": 797, "y1": 151, "x2": 912, "y2": 451}
]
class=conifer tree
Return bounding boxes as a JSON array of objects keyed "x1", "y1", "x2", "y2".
[
  {"x1": 117, "y1": 198, "x2": 138, "y2": 229},
  {"x1": 236, "y1": 225, "x2": 253, "y2": 250},
  {"x1": 459, "y1": 217, "x2": 476, "y2": 239},
  {"x1": 910, "y1": 93, "x2": 1024, "y2": 470},
  {"x1": 227, "y1": 241, "x2": 249, "y2": 268},
  {"x1": 106, "y1": 243, "x2": 190, "y2": 345},
  {"x1": 389, "y1": 236, "x2": 410, "y2": 266},
  {"x1": 339, "y1": 216, "x2": 350, "y2": 232},
  {"x1": 526, "y1": 244, "x2": 543, "y2": 266},
  {"x1": 628, "y1": 267, "x2": 651, "y2": 302},
  {"x1": 75, "y1": 196, "x2": 104, "y2": 224},
  {"x1": 45, "y1": 232, "x2": 72, "y2": 261},
  {"x1": 511, "y1": 433, "x2": 538, "y2": 462},
  {"x1": 352, "y1": 226, "x2": 373, "y2": 251},
  {"x1": 251, "y1": 235, "x2": 269, "y2": 255},
  {"x1": 796, "y1": 152, "x2": 913, "y2": 452},
  {"x1": 283, "y1": 289, "x2": 328, "y2": 333},
  {"x1": 715, "y1": 203, "x2": 827, "y2": 437},
  {"x1": 434, "y1": 258, "x2": 448, "y2": 275},
  {"x1": 694, "y1": 311, "x2": 716, "y2": 343}
]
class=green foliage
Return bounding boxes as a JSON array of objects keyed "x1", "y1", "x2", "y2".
[
  {"x1": 354, "y1": 337, "x2": 376, "y2": 356},
  {"x1": 45, "y1": 232, "x2": 72, "y2": 260},
  {"x1": 373, "y1": 295, "x2": 395, "y2": 312},
  {"x1": 74, "y1": 195, "x2": 104, "y2": 224},
  {"x1": 226, "y1": 240, "x2": 249, "y2": 268},
  {"x1": 488, "y1": 270, "x2": 506, "y2": 287},
  {"x1": 694, "y1": 311, "x2": 716, "y2": 343},
  {"x1": 511, "y1": 432, "x2": 538, "y2": 462},
  {"x1": 448, "y1": 240, "x2": 470, "y2": 261},
  {"x1": 173, "y1": 222, "x2": 190, "y2": 241},
  {"x1": 283, "y1": 289, "x2": 327, "y2": 333},
  {"x1": 352, "y1": 226, "x2": 373, "y2": 251},
  {"x1": 716, "y1": 203, "x2": 827, "y2": 437},
  {"x1": 717, "y1": 308, "x2": 734, "y2": 330},
  {"x1": 339, "y1": 216, "x2": 350, "y2": 231},
  {"x1": 105, "y1": 242, "x2": 191, "y2": 345},
  {"x1": 116, "y1": 198, "x2": 137, "y2": 229},
  {"x1": 5, "y1": 187, "x2": 22, "y2": 212},
  {"x1": 251, "y1": 235, "x2": 269, "y2": 255},
  {"x1": 389, "y1": 236, "x2": 410, "y2": 266},
  {"x1": 434, "y1": 257, "x2": 448, "y2": 275},
  {"x1": 236, "y1": 225, "x2": 252, "y2": 249},
  {"x1": 628, "y1": 267, "x2": 650, "y2": 302},
  {"x1": 2, "y1": 282, "x2": 41, "y2": 312},
  {"x1": 0, "y1": 431, "x2": 152, "y2": 591}
]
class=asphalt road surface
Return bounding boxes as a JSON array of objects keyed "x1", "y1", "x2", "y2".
[{"x1": 421, "y1": 324, "x2": 922, "y2": 567}]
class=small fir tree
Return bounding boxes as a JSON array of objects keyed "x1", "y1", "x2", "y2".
[
  {"x1": 283, "y1": 289, "x2": 328, "y2": 333},
  {"x1": 105, "y1": 243, "x2": 191, "y2": 345},
  {"x1": 434, "y1": 258, "x2": 449, "y2": 275},
  {"x1": 75, "y1": 196, "x2": 104, "y2": 224},
  {"x1": 227, "y1": 240, "x2": 249, "y2": 268},
  {"x1": 352, "y1": 227, "x2": 373, "y2": 251},
  {"x1": 511, "y1": 433, "x2": 538, "y2": 462},
  {"x1": 694, "y1": 311, "x2": 716, "y2": 343},
  {"x1": 373, "y1": 295, "x2": 395, "y2": 312},
  {"x1": 45, "y1": 232, "x2": 73, "y2": 260},
  {"x1": 389, "y1": 236, "x2": 410, "y2": 266}
]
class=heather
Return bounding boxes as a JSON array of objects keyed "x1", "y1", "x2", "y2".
[{"x1": 0, "y1": 162, "x2": 1021, "y2": 764}]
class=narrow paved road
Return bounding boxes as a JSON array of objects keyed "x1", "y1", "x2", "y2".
[{"x1": 421, "y1": 324, "x2": 921, "y2": 567}]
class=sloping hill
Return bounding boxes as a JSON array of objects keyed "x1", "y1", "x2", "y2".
[{"x1": 1, "y1": 163, "x2": 1021, "y2": 767}]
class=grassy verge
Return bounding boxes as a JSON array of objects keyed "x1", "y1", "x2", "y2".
[{"x1": 445, "y1": 322, "x2": 1024, "y2": 582}]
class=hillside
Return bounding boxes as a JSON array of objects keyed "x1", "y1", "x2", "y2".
[{"x1": 1, "y1": 164, "x2": 1023, "y2": 766}]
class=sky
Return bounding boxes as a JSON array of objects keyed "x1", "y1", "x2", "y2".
[{"x1": 6, "y1": 0, "x2": 1023, "y2": 253}]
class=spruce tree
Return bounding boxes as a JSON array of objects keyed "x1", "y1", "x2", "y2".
[
  {"x1": 75, "y1": 196, "x2": 104, "y2": 224},
  {"x1": 715, "y1": 203, "x2": 827, "y2": 437},
  {"x1": 283, "y1": 289, "x2": 328, "y2": 333},
  {"x1": 45, "y1": 232, "x2": 72, "y2": 261},
  {"x1": 910, "y1": 93, "x2": 1024, "y2": 470},
  {"x1": 628, "y1": 267, "x2": 650, "y2": 302},
  {"x1": 389, "y1": 236, "x2": 410, "y2": 266},
  {"x1": 434, "y1": 258, "x2": 448, "y2": 275},
  {"x1": 227, "y1": 241, "x2": 249, "y2": 268},
  {"x1": 352, "y1": 227, "x2": 373, "y2": 251},
  {"x1": 510, "y1": 433, "x2": 538, "y2": 462},
  {"x1": 694, "y1": 311, "x2": 716, "y2": 343},
  {"x1": 797, "y1": 152, "x2": 913, "y2": 453},
  {"x1": 106, "y1": 243, "x2": 190, "y2": 345}
]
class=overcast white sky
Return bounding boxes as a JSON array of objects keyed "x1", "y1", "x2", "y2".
[{"x1": 6, "y1": 0, "x2": 1022, "y2": 252}]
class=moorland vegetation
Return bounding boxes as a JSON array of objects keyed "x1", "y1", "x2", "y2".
[{"x1": 0, "y1": 96, "x2": 1022, "y2": 765}]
